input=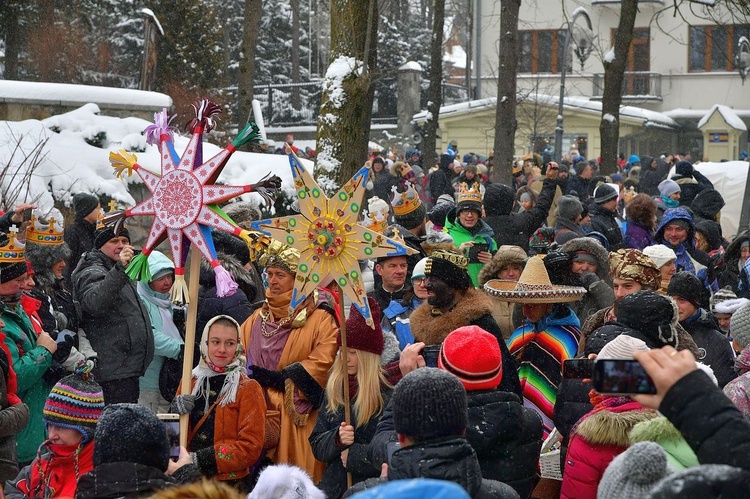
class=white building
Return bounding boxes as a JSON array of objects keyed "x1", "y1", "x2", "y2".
[{"x1": 431, "y1": 0, "x2": 749, "y2": 161}]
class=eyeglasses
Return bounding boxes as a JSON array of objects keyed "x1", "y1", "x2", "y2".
[{"x1": 412, "y1": 277, "x2": 426, "y2": 286}]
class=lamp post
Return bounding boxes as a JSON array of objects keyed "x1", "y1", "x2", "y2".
[
  {"x1": 554, "y1": 8, "x2": 594, "y2": 163},
  {"x1": 737, "y1": 36, "x2": 750, "y2": 85}
]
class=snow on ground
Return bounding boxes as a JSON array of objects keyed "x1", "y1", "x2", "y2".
[{"x1": 0, "y1": 103, "x2": 309, "y2": 216}]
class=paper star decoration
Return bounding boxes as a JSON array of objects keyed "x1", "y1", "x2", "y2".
[
  {"x1": 251, "y1": 149, "x2": 417, "y2": 327},
  {"x1": 106, "y1": 100, "x2": 280, "y2": 304}
]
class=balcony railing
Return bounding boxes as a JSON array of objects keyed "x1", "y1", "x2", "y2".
[{"x1": 592, "y1": 71, "x2": 662, "y2": 101}]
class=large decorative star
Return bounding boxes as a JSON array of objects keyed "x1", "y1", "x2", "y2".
[
  {"x1": 107, "y1": 101, "x2": 280, "y2": 303},
  {"x1": 252, "y1": 149, "x2": 417, "y2": 327}
]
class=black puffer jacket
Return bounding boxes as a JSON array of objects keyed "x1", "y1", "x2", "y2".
[
  {"x1": 483, "y1": 178, "x2": 556, "y2": 251},
  {"x1": 344, "y1": 438, "x2": 519, "y2": 498},
  {"x1": 465, "y1": 390, "x2": 542, "y2": 499},
  {"x1": 553, "y1": 378, "x2": 592, "y2": 473},
  {"x1": 310, "y1": 388, "x2": 392, "y2": 499},
  {"x1": 681, "y1": 310, "x2": 737, "y2": 388},
  {"x1": 639, "y1": 158, "x2": 671, "y2": 196},
  {"x1": 671, "y1": 170, "x2": 713, "y2": 207},
  {"x1": 63, "y1": 217, "x2": 96, "y2": 285},
  {"x1": 588, "y1": 204, "x2": 624, "y2": 251},
  {"x1": 659, "y1": 369, "x2": 750, "y2": 470},
  {"x1": 75, "y1": 462, "x2": 202, "y2": 498},
  {"x1": 72, "y1": 250, "x2": 153, "y2": 383}
]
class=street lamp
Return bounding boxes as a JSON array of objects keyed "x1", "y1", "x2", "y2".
[
  {"x1": 737, "y1": 36, "x2": 750, "y2": 85},
  {"x1": 554, "y1": 8, "x2": 594, "y2": 163}
]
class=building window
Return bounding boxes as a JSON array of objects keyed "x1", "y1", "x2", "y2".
[
  {"x1": 689, "y1": 24, "x2": 750, "y2": 72},
  {"x1": 518, "y1": 30, "x2": 570, "y2": 74}
]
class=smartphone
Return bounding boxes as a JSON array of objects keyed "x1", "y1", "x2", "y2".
[
  {"x1": 562, "y1": 358, "x2": 594, "y2": 379},
  {"x1": 386, "y1": 441, "x2": 401, "y2": 467},
  {"x1": 22, "y1": 208, "x2": 33, "y2": 221},
  {"x1": 157, "y1": 413, "x2": 181, "y2": 459},
  {"x1": 592, "y1": 359, "x2": 657, "y2": 395},
  {"x1": 467, "y1": 243, "x2": 489, "y2": 263},
  {"x1": 420, "y1": 345, "x2": 441, "y2": 368}
]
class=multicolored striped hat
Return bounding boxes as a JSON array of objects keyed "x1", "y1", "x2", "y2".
[{"x1": 43, "y1": 361, "x2": 104, "y2": 443}]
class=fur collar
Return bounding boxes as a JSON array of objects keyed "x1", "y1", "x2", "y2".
[
  {"x1": 629, "y1": 416, "x2": 684, "y2": 445},
  {"x1": 574, "y1": 407, "x2": 658, "y2": 447},
  {"x1": 410, "y1": 288, "x2": 493, "y2": 345}
]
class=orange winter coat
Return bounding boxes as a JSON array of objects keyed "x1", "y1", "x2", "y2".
[{"x1": 182, "y1": 374, "x2": 266, "y2": 481}]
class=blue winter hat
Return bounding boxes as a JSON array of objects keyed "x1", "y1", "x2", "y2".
[
  {"x1": 572, "y1": 156, "x2": 587, "y2": 165},
  {"x1": 628, "y1": 154, "x2": 641, "y2": 164}
]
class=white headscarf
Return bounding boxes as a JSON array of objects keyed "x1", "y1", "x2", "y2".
[{"x1": 191, "y1": 315, "x2": 244, "y2": 411}]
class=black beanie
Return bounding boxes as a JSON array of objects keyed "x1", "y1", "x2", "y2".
[
  {"x1": 675, "y1": 161, "x2": 693, "y2": 177},
  {"x1": 0, "y1": 232, "x2": 28, "y2": 284},
  {"x1": 666, "y1": 271, "x2": 704, "y2": 308},
  {"x1": 94, "y1": 403, "x2": 170, "y2": 471},
  {"x1": 428, "y1": 202, "x2": 453, "y2": 227},
  {"x1": 483, "y1": 184, "x2": 515, "y2": 217},
  {"x1": 392, "y1": 368, "x2": 467, "y2": 440},
  {"x1": 93, "y1": 226, "x2": 130, "y2": 250},
  {"x1": 394, "y1": 203, "x2": 426, "y2": 230},
  {"x1": 212, "y1": 231, "x2": 250, "y2": 266},
  {"x1": 73, "y1": 193, "x2": 100, "y2": 218},
  {"x1": 617, "y1": 291, "x2": 679, "y2": 348}
]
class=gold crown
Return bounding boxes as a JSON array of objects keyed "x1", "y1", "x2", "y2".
[
  {"x1": 390, "y1": 182, "x2": 422, "y2": 216},
  {"x1": 428, "y1": 249, "x2": 468, "y2": 270},
  {"x1": 26, "y1": 216, "x2": 64, "y2": 246},
  {"x1": 456, "y1": 183, "x2": 482, "y2": 206},
  {"x1": 0, "y1": 225, "x2": 26, "y2": 264}
]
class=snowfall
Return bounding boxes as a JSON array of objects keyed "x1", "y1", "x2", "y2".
[{"x1": 0, "y1": 103, "x2": 306, "y2": 218}]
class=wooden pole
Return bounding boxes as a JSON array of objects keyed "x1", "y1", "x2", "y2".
[
  {"x1": 337, "y1": 288, "x2": 353, "y2": 488},
  {"x1": 179, "y1": 249, "x2": 201, "y2": 447}
]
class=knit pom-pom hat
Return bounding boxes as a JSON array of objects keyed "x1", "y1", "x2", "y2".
[{"x1": 43, "y1": 361, "x2": 104, "y2": 444}]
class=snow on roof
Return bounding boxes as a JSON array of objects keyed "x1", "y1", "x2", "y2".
[
  {"x1": 412, "y1": 94, "x2": 678, "y2": 129},
  {"x1": 665, "y1": 108, "x2": 750, "y2": 120},
  {"x1": 399, "y1": 61, "x2": 423, "y2": 72},
  {"x1": 697, "y1": 104, "x2": 748, "y2": 131},
  {"x1": 0, "y1": 80, "x2": 172, "y2": 110},
  {"x1": 0, "y1": 104, "x2": 308, "y2": 216}
]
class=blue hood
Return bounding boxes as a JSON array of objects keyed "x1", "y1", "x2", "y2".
[{"x1": 655, "y1": 207, "x2": 695, "y2": 250}]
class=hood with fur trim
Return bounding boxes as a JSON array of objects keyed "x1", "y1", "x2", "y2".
[
  {"x1": 199, "y1": 252, "x2": 258, "y2": 302},
  {"x1": 574, "y1": 402, "x2": 658, "y2": 447},
  {"x1": 561, "y1": 237, "x2": 610, "y2": 279},
  {"x1": 25, "y1": 241, "x2": 72, "y2": 289},
  {"x1": 478, "y1": 245, "x2": 528, "y2": 287},
  {"x1": 409, "y1": 288, "x2": 493, "y2": 346}
]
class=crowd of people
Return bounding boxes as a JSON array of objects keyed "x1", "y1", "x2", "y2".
[{"x1": 1, "y1": 142, "x2": 750, "y2": 498}]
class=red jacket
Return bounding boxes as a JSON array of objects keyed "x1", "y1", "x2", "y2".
[{"x1": 560, "y1": 397, "x2": 657, "y2": 499}]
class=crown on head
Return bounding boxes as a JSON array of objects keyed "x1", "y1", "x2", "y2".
[
  {"x1": 96, "y1": 200, "x2": 119, "y2": 231},
  {"x1": 390, "y1": 182, "x2": 421, "y2": 216},
  {"x1": 26, "y1": 216, "x2": 64, "y2": 246},
  {"x1": 428, "y1": 249, "x2": 468, "y2": 270},
  {"x1": 0, "y1": 225, "x2": 26, "y2": 264},
  {"x1": 456, "y1": 183, "x2": 482, "y2": 206},
  {"x1": 362, "y1": 196, "x2": 390, "y2": 233}
]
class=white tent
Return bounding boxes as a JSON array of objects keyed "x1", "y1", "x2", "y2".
[{"x1": 669, "y1": 161, "x2": 750, "y2": 238}]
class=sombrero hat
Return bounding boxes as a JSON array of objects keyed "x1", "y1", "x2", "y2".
[{"x1": 484, "y1": 255, "x2": 586, "y2": 303}]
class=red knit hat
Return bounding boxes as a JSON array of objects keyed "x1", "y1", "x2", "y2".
[
  {"x1": 341, "y1": 297, "x2": 384, "y2": 355},
  {"x1": 438, "y1": 326, "x2": 502, "y2": 391}
]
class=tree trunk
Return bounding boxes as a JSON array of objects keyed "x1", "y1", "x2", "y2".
[
  {"x1": 599, "y1": 0, "x2": 638, "y2": 174},
  {"x1": 316, "y1": 0, "x2": 378, "y2": 190},
  {"x1": 421, "y1": 0, "x2": 446, "y2": 173},
  {"x1": 291, "y1": 0, "x2": 301, "y2": 108},
  {"x1": 237, "y1": 0, "x2": 262, "y2": 126},
  {"x1": 2, "y1": 1, "x2": 22, "y2": 80},
  {"x1": 491, "y1": 0, "x2": 521, "y2": 185}
]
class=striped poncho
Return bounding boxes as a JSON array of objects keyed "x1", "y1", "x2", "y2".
[{"x1": 508, "y1": 304, "x2": 581, "y2": 437}]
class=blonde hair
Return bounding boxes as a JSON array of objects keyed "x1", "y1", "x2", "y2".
[
  {"x1": 326, "y1": 349, "x2": 389, "y2": 428},
  {"x1": 151, "y1": 479, "x2": 243, "y2": 499}
]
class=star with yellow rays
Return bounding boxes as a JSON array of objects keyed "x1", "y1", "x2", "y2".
[{"x1": 251, "y1": 149, "x2": 417, "y2": 328}]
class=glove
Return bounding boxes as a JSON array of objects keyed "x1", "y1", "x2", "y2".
[
  {"x1": 578, "y1": 271, "x2": 599, "y2": 290},
  {"x1": 248, "y1": 365, "x2": 287, "y2": 392},
  {"x1": 169, "y1": 394, "x2": 199, "y2": 415},
  {"x1": 52, "y1": 335, "x2": 75, "y2": 363}
]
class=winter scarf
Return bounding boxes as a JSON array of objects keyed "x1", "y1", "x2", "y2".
[
  {"x1": 661, "y1": 195, "x2": 680, "y2": 209},
  {"x1": 266, "y1": 289, "x2": 294, "y2": 322},
  {"x1": 22, "y1": 440, "x2": 94, "y2": 499},
  {"x1": 136, "y1": 281, "x2": 181, "y2": 342},
  {"x1": 191, "y1": 315, "x2": 244, "y2": 413}
]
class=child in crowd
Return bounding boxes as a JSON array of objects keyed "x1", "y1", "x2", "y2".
[
  {"x1": 310, "y1": 298, "x2": 392, "y2": 499},
  {"x1": 5, "y1": 362, "x2": 104, "y2": 498},
  {"x1": 170, "y1": 315, "x2": 266, "y2": 491}
]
